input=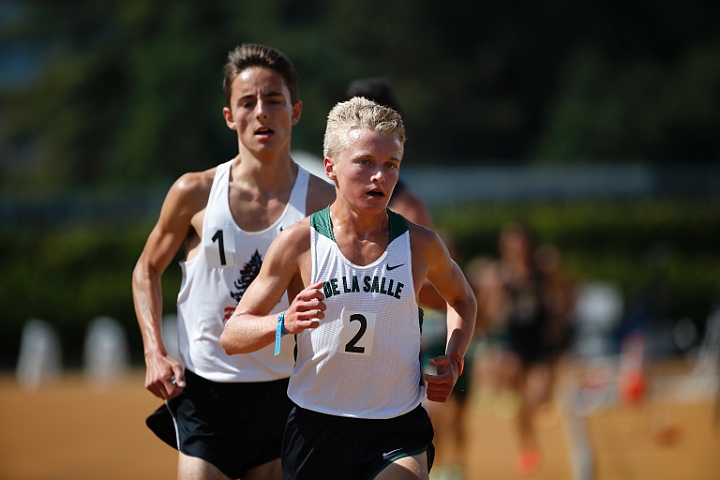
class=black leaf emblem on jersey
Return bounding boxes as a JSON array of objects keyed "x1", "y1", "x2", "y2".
[{"x1": 230, "y1": 249, "x2": 263, "y2": 302}]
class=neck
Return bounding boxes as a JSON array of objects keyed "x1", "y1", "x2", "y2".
[
  {"x1": 230, "y1": 149, "x2": 297, "y2": 191},
  {"x1": 329, "y1": 202, "x2": 389, "y2": 242}
]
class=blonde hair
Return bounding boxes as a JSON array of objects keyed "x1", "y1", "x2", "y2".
[{"x1": 323, "y1": 97, "x2": 405, "y2": 159}]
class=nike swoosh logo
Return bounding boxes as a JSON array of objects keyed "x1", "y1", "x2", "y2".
[{"x1": 387, "y1": 263, "x2": 404, "y2": 271}]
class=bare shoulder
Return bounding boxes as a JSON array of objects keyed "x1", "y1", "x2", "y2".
[
  {"x1": 267, "y1": 217, "x2": 312, "y2": 263},
  {"x1": 306, "y1": 174, "x2": 336, "y2": 214},
  {"x1": 172, "y1": 168, "x2": 216, "y2": 200},
  {"x1": 279, "y1": 216, "x2": 312, "y2": 247},
  {"x1": 407, "y1": 221, "x2": 448, "y2": 259},
  {"x1": 164, "y1": 168, "x2": 217, "y2": 217}
]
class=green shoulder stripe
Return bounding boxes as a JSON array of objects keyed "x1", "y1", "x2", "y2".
[
  {"x1": 388, "y1": 208, "x2": 409, "y2": 243},
  {"x1": 311, "y1": 206, "x2": 407, "y2": 243},
  {"x1": 310, "y1": 206, "x2": 335, "y2": 242}
]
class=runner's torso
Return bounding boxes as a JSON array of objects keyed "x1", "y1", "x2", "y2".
[
  {"x1": 288, "y1": 207, "x2": 425, "y2": 418},
  {"x1": 177, "y1": 161, "x2": 310, "y2": 382}
]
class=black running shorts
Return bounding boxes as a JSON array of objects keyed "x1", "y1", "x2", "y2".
[
  {"x1": 146, "y1": 370, "x2": 292, "y2": 479},
  {"x1": 282, "y1": 403, "x2": 435, "y2": 480}
]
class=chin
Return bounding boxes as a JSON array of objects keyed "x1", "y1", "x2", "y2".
[{"x1": 360, "y1": 199, "x2": 390, "y2": 213}]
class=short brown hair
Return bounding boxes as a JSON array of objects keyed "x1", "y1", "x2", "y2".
[
  {"x1": 222, "y1": 43, "x2": 299, "y2": 107},
  {"x1": 323, "y1": 97, "x2": 405, "y2": 159}
]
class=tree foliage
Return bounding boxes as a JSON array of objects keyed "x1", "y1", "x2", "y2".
[{"x1": 0, "y1": 0, "x2": 718, "y2": 191}]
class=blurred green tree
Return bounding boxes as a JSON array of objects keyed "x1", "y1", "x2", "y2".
[{"x1": 0, "y1": 0, "x2": 718, "y2": 192}]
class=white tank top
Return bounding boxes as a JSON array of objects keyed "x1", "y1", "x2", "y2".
[
  {"x1": 287, "y1": 207, "x2": 425, "y2": 418},
  {"x1": 176, "y1": 160, "x2": 310, "y2": 382}
]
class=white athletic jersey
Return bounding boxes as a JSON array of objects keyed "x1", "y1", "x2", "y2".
[
  {"x1": 287, "y1": 207, "x2": 425, "y2": 419},
  {"x1": 176, "y1": 160, "x2": 310, "y2": 382}
]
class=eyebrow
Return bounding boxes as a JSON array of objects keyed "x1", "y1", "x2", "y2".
[
  {"x1": 355, "y1": 153, "x2": 402, "y2": 163},
  {"x1": 238, "y1": 90, "x2": 285, "y2": 100}
]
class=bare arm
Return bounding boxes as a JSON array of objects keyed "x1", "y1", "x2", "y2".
[
  {"x1": 414, "y1": 227, "x2": 477, "y2": 402},
  {"x1": 131, "y1": 173, "x2": 208, "y2": 400},
  {"x1": 388, "y1": 187, "x2": 448, "y2": 310},
  {"x1": 219, "y1": 174, "x2": 334, "y2": 353},
  {"x1": 220, "y1": 221, "x2": 325, "y2": 354}
]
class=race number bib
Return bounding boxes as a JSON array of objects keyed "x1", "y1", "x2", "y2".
[
  {"x1": 338, "y1": 309, "x2": 377, "y2": 356},
  {"x1": 204, "y1": 227, "x2": 237, "y2": 268}
]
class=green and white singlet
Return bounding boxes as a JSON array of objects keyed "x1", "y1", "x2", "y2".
[{"x1": 287, "y1": 207, "x2": 425, "y2": 419}]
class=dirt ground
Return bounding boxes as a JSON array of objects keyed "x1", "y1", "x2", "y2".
[
  {"x1": 0, "y1": 372, "x2": 176, "y2": 480},
  {"x1": 1, "y1": 365, "x2": 718, "y2": 480}
]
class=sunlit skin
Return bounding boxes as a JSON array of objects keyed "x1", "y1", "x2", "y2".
[
  {"x1": 222, "y1": 66, "x2": 302, "y2": 162},
  {"x1": 221, "y1": 128, "x2": 475, "y2": 399},
  {"x1": 135, "y1": 66, "x2": 310, "y2": 403},
  {"x1": 132, "y1": 61, "x2": 335, "y2": 480},
  {"x1": 219, "y1": 126, "x2": 476, "y2": 480},
  {"x1": 325, "y1": 128, "x2": 403, "y2": 231}
]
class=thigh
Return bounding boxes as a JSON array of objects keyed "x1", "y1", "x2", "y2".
[
  {"x1": 524, "y1": 362, "x2": 552, "y2": 404},
  {"x1": 178, "y1": 454, "x2": 283, "y2": 480},
  {"x1": 178, "y1": 452, "x2": 233, "y2": 480},
  {"x1": 374, "y1": 453, "x2": 429, "y2": 480},
  {"x1": 243, "y1": 459, "x2": 283, "y2": 480}
]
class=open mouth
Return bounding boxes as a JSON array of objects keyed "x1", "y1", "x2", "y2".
[
  {"x1": 255, "y1": 126, "x2": 274, "y2": 136},
  {"x1": 367, "y1": 190, "x2": 385, "y2": 198}
]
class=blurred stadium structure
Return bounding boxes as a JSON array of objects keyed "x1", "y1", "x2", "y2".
[
  {"x1": 401, "y1": 162, "x2": 720, "y2": 204},
  {"x1": 1, "y1": 154, "x2": 719, "y2": 227},
  {"x1": 15, "y1": 318, "x2": 62, "y2": 390},
  {"x1": 83, "y1": 316, "x2": 130, "y2": 388}
]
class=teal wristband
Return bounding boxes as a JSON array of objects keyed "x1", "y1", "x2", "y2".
[{"x1": 274, "y1": 311, "x2": 287, "y2": 356}]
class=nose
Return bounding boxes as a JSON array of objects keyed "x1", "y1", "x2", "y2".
[
  {"x1": 370, "y1": 167, "x2": 385, "y2": 183},
  {"x1": 255, "y1": 100, "x2": 269, "y2": 121}
]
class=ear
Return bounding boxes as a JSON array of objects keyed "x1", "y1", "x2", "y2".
[
  {"x1": 324, "y1": 157, "x2": 337, "y2": 182},
  {"x1": 291, "y1": 101, "x2": 303, "y2": 126},
  {"x1": 223, "y1": 106, "x2": 237, "y2": 131}
]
